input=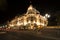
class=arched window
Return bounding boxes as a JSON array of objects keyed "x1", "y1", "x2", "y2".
[{"x1": 27, "y1": 16, "x2": 36, "y2": 22}]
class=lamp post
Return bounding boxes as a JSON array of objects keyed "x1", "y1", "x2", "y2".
[{"x1": 45, "y1": 14, "x2": 50, "y2": 18}]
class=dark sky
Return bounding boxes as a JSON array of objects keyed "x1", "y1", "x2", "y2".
[{"x1": 0, "y1": 0, "x2": 60, "y2": 25}]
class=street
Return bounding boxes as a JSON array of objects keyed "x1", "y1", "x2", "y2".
[{"x1": 0, "y1": 28, "x2": 60, "y2": 40}]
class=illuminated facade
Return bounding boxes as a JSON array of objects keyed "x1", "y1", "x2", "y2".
[{"x1": 7, "y1": 5, "x2": 48, "y2": 30}]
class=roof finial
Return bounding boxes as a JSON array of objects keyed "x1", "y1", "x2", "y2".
[{"x1": 28, "y1": 5, "x2": 33, "y2": 10}]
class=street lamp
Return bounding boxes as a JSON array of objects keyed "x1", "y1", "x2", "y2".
[{"x1": 45, "y1": 14, "x2": 50, "y2": 18}]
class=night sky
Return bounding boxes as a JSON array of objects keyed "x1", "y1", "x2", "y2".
[{"x1": 0, "y1": 0, "x2": 60, "y2": 25}]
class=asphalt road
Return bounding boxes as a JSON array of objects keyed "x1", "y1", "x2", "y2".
[{"x1": 0, "y1": 29, "x2": 60, "y2": 40}]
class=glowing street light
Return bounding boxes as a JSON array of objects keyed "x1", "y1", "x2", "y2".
[
  {"x1": 45, "y1": 14, "x2": 50, "y2": 18},
  {"x1": 47, "y1": 15, "x2": 50, "y2": 18}
]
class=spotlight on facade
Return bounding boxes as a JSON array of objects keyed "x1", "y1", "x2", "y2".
[
  {"x1": 24, "y1": 22, "x2": 27, "y2": 26},
  {"x1": 17, "y1": 22, "x2": 21, "y2": 26},
  {"x1": 36, "y1": 22, "x2": 40, "y2": 25},
  {"x1": 9, "y1": 24, "x2": 14, "y2": 27},
  {"x1": 41, "y1": 23, "x2": 44, "y2": 26},
  {"x1": 33, "y1": 21, "x2": 36, "y2": 23},
  {"x1": 28, "y1": 21, "x2": 31, "y2": 23}
]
